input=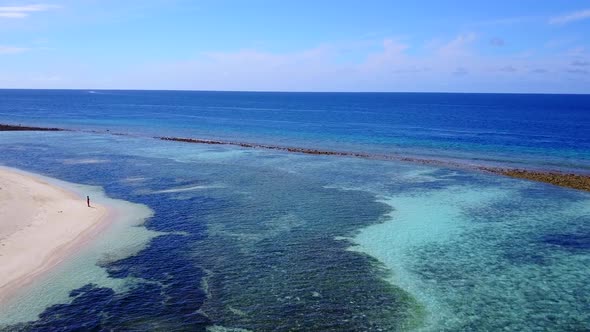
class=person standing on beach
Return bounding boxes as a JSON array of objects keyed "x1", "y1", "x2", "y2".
[{"x1": 87, "y1": 195, "x2": 90, "y2": 207}]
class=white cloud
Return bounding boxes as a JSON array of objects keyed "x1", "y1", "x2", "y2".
[
  {"x1": 549, "y1": 9, "x2": 590, "y2": 24},
  {"x1": 0, "y1": 4, "x2": 58, "y2": 18},
  {"x1": 362, "y1": 39, "x2": 409, "y2": 69},
  {"x1": 0, "y1": 45, "x2": 28, "y2": 54},
  {"x1": 0, "y1": 12, "x2": 27, "y2": 18},
  {"x1": 437, "y1": 33, "x2": 477, "y2": 57},
  {"x1": 7, "y1": 34, "x2": 586, "y2": 93}
]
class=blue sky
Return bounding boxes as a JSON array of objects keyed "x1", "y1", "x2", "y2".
[{"x1": 1, "y1": 1, "x2": 589, "y2": 93}]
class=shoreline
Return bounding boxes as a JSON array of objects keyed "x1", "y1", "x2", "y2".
[
  {"x1": 2, "y1": 123, "x2": 590, "y2": 192},
  {"x1": 0, "y1": 167, "x2": 113, "y2": 305}
]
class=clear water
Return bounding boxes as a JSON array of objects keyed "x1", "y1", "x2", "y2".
[
  {"x1": 0, "y1": 91, "x2": 589, "y2": 331},
  {"x1": 1, "y1": 90, "x2": 589, "y2": 171},
  {"x1": 0, "y1": 167, "x2": 158, "y2": 326}
]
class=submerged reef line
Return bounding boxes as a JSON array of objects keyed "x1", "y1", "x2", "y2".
[
  {"x1": 156, "y1": 136, "x2": 590, "y2": 192},
  {"x1": 2, "y1": 123, "x2": 589, "y2": 192},
  {"x1": 157, "y1": 136, "x2": 374, "y2": 158},
  {"x1": 479, "y1": 167, "x2": 590, "y2": 192},
  {"x1": 0, "y1": 124, "x2": 66, "y2": 132}
]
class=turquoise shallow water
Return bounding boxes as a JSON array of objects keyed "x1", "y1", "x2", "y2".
[
  {"x1": 0, "y1": 131, "x2": 589, "y2": 331},
  {"x1": 0, "y1": 167, "x2": 158, "y2": 326}
]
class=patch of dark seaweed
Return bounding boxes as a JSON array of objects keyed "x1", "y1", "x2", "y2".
[
  {"x1": 542, "y1": 216, "x2": 590, "y2": 251},
  {"x1": 190, "y1": 165, "x2": 424, "y2": 331},
  {"x1": 543, "y1": 233, "x2": 590, "y2": 250}
]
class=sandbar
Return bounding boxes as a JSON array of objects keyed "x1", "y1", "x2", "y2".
[{"x1": 0, "y1": 167, "x2": 110, "y2": 304}]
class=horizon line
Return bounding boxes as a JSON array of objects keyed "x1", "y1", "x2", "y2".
[{"x1": 0, "y1": 88, "x2": 589, "y2": 96}]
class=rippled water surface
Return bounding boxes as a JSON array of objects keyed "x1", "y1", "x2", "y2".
[
  {"x1": 1, "y1": 90, "x2": 589, "y2": 171},
  {"x1": 1, "y1": 131, "x2": 589, "y2": 331},
  {"x1": 1, "y1": 90, "x2": 589, "y2": 331}
]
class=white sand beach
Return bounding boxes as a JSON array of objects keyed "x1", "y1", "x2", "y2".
[{"x1": 0, "y1": 167, "x2": 111, "y2": 304}]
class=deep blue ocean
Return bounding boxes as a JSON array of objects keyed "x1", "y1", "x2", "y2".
[
  {"x1": 1, "y1": 90, "x2": 589, "y2": 171},
  {"x1": 0, "y1": 90, "x2": 589, "y2": 331}
]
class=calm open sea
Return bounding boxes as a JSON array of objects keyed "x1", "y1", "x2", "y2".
[
  {"x1": 1, "y1": 90, "x2": 589, "y2": 170},
  {"x1": 0, "y1": 90, "x2": 589, "y2": 331}
]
